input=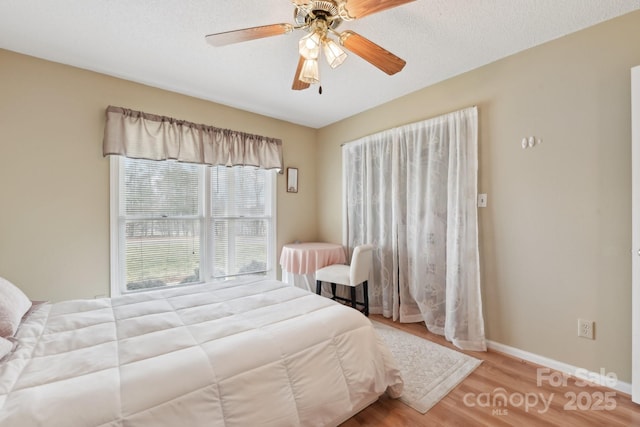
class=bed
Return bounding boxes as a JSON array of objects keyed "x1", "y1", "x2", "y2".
[{"x1": 0, "y1": 277, "x2": 403, "y2": 426}]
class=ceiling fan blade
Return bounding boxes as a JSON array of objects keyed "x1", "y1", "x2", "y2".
[
  {"x1": 292, "y1": 56, "x2": 311, "y2": 90},
  {"x1": 340, "y1": 31, "x2": 406, "y2": 75},
  {"x1": 205, "y1": 23, "x2": 293, "y2": 47},
  {"x1": 342, "y1": 0, "x2": 415, "y2": 19}
]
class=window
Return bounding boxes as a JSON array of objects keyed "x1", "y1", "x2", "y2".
[{"x1": 110, "y1": 157, "x2": 276, "y2": 295}]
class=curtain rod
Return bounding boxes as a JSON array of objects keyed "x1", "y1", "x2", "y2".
[{"x1": 340, "y1": 105, "x2": 477, "y2": 147}]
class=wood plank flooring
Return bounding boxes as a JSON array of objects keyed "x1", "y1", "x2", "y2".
[{"x1": 341, "y1": 315, "x2": 640, "y2": 426}]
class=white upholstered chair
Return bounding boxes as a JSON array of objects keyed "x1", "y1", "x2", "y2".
[{"x1": 315, "y1": 244, "x2": 374, "y2": 316}]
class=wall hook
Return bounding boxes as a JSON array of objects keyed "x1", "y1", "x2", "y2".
[{"x1": 522, "y1": 136, "x2": 543, "y2": 149}]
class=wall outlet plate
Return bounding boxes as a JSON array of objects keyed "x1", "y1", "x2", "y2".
[
  {"x1": 478, "y1": 193, "x2": 487, "y2": 208},
  {"x1": 578, "y1": 318, "x2": 595, "y2": 340}
]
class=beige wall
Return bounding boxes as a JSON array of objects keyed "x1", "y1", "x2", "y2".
[
  {"x1": 317, "y1": 11, "x2": 640, "y2": 382},
  {"x1": 0, "y1": 49, "x2": 318, "y2": 302}
]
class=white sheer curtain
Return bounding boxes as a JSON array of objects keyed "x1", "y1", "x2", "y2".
[
  {"x1": 343, "y1": 106, "x2": 486, "y2": 351},
  {"x1": 343, "y1": 129, "x2": 400, "y2": 319}
]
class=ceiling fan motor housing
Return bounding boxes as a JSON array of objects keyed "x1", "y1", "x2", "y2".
[{"x1": 295, "y1": 0, "x2": 342, "y2": 30}]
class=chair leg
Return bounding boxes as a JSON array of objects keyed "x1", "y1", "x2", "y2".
[
  {"x1": 331, "y1": 283, "x2": 336, "y2": 299},
  {"x1": 316, "y1": 280, "x2": 322, "y2": 295},
  {"x1": 363, "y1": 280, "x2": 369, "y2": 317},
  {"x1": 351, "y1": 287, "x2": 357, "y2": 309}
]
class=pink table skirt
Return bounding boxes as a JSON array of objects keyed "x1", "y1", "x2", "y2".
[{"x1": 279, "y1": 242, "x2": 346, "y2": 275}]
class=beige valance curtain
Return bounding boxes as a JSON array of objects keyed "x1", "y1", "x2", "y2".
[{"x1": 102, "y1": 106, "x2": 283, "y2": 170}]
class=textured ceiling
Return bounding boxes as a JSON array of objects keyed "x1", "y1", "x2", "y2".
[{"x1": 1, "y1": 0, "x2": 639, "y2": 128}]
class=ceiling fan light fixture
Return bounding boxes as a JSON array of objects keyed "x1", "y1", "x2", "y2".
[
  {"x1": 322, "y1": 37, "x2": 347, "y2": 68},
  {"x1": 300, "y1": 58, "x2": 320, "y2": 84},
  {"x1": 299, "y1": 31, "x2": 322, "y2": 59}
]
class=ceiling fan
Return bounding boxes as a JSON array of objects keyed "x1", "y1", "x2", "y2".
[{"x1": 205, "y1": 0, "x2": 415, "y2": 91}]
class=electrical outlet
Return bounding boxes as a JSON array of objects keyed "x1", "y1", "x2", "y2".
[{"x1": 578, "y1": 319, "x2": 595, "y2": 340}]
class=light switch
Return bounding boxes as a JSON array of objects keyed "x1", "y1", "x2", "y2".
[{"x1": 477, "y1": 194, "x2": 487, "y2": 208}]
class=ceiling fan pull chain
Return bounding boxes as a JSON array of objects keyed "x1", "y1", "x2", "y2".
[{"x1": 319, "y1": 86, "x2": 323, "y2": 95}]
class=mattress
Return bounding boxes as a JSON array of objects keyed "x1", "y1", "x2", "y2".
[{"x1": 0, "y1": 278, "x2": 402, "y2": 426}]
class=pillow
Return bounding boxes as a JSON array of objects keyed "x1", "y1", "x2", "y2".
[
  {"x1": 0, "y1": 336, "x2": 14, "y2": 360},
  {"x1": 0, "y1": 277, "x2": 32, "y2": 338}
]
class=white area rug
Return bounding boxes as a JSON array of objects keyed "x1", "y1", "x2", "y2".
[{"x1": 372, "y1": 321, "x2": 482, "y2": 413}]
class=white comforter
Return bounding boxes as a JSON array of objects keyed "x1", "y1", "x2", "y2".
[{"x1": 0, "y1": 278, "x2": 402, "y2": 426}]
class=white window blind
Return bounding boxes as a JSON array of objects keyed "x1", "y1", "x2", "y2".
[
  {"x1": 210, "y1": 167, "x2": 271, "y2": 278},
  {"x1": 110, "y1": 157, "x2": 275, "y2": 295}
]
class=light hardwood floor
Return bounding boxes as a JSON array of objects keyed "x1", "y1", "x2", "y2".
[{"x1": 341, "y1": 315, "x2": 640, "y2": 426}]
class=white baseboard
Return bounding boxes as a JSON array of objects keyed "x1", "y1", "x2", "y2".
[{"x1": 487, "y1": 340, "x2": 632, "y2": 395}]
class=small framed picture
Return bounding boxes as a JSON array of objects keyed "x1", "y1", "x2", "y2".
[{"x1": 287, "y1": 167, "x2": 298, "y2": 193}]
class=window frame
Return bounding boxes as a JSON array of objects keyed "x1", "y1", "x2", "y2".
[{"x1": 109, "y1": 156, "x2": 277, "y2": 296}]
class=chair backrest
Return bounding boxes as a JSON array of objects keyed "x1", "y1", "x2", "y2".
[{"x1": 350, "y1": 244, "x2": 374, "y2": 286}]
